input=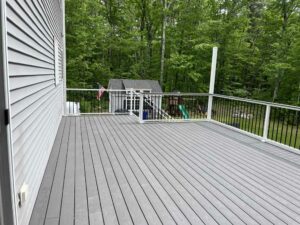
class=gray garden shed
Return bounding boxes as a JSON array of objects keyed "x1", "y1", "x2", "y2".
[{"x1": 108, "y1": 79, "x2": 163, "y2": 113}]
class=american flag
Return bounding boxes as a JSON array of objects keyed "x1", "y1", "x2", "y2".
[{"x1": 96, "y1": 86, "x2": 106, "y2": 100}]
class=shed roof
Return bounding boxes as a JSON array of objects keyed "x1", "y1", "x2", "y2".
[{"x1": 108, "y1": 79, "x2": 162, "y2": 92}]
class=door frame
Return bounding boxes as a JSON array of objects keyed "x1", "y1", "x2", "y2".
[{"x1": 0, "y1": 0, "x2": 17, "y2": 224}]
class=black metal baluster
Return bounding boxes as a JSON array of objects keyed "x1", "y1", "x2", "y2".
[
  {"x1": 248, "y1": 103, "x2": 253, "y2": 132},
  {"x1": 243, "y1": 102, "x2": 248, "y2": 131},
  {"x1": 91, "y1": 91, "x2": 93, "y2": 113},
  {"x1": 192, "y1": 96, "x2": 195, "y2": 119},
  {"x1": 73, "y1": 91, "x2": 75, "y2": 114},
  {"x1": 191, "y1": 96, "x2": 194, "y2": 119},
  {"x1": 95, "y1": 92, "x2": 100, "y2": 113},
  {"x1": 231, "y1": 100, "x2": 235, "y2": 126},
  {"x1": 239, "y1": 101, "x2": 244, "y2": 130},
  {"x1": 230, "y1": 99, "x2": 234, "y2": 125},
  {"x1": 214, "y1": 97, "x2": 217, "y2": 121},
  {"x1": 219, "y1": 98, "x2": 223, "y2": 122},
  {"x1": 228, "y1": 100, "x2": 234, "y2": 126},
  {"x1": 236, "y1": 100, "x2": 240, "y2": 128},
  {"x1": 89, "y1": 91, "x2": 92, "y2": 113},
  {"x1": 270, "y1": 107, "x2": 276, "y2": 140},
  {"x1": 289, "y1": 110, "x2": 295, "y2": 147},
  {"x1": 284, "y1": 110, "x2": 291, "y2": 145},
  {"x1": 158, "y1": 95, "x2": 161, "y2": 120},
  {"x1": 116, "y1": 91, "x2": 119, "y2": 114},
  {"x1": 215, "y1": 97, "x2": 221, "y2": 121},
  {"x1": 224, "y1": 99, "x2": 229, "y2": 125},
  {"x1": 216, "y1": 98, "x2": 219, "y2": 121},
  {"x1": 190, "y1": 96, "x2": 196, "y2": 119},
  {"x1": 221, "y1": 98, "x2": 226, "y2": 123},
  {"x1": 294, "y1": 112, "x2": 299, "y2": 148},
  {"x1": 229, "y1": 99, "x2": 233, "y2": 125},
  {"x1": 194, "y1": 95, "x2": 197, "y2": 119},
  {"x1": 245, "y1": 102, "x2": 250, "y2": 132},
  {"x1": 279, "y1": 109, "x2": 285, "y2": 144},
  {"x1": 222, "y1": 99, "x2": 227, "y2": 124},
  {"x1": 254, "y1": 103, "x2": 259, "y2": 135},
  {"x1": 233, "y1": 100, "x2": 237, "y2": 126},
  {"x1": 211, "y1": 96, "x2": 215, "y2": 120},
  {"x1": 257, "y1": 105, "x2": 263, "y2": 136},
  {"x1": 274, "y1": 108, "x2": 280, "y2": 142},
  {"x1": 243, "y1": 102, "x2": 246, "y2": 131},
  {"x1": 223, "y1": 99, "x2": 227, "y2": 124},
  {"x1": 250, "y1": 103, "x2": 255, "y2": 134},
  {"x1": 244, "y1": 101, "x2": 250, "y2": 131},
  {"x1": 213, "y1": 97, "x2": 218, "y2": 121}
]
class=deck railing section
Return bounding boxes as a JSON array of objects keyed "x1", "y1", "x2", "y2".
[
  {"x1": 212, "y1": 95, "x2": 266, "y2": 136},
  {"x1": 65, "y1": 88, "x2": 300, "y2": 150},
  {"x1": 137, "y1": 92, "x2": 209, "y2": 122},
  {"x1": 267, "y1": 104, "x2": 300, "y2": 149},
  {"x1": 211, "y1": 94, "x2": 300, "y2": 149},
  {"x1": 66, "y1": 88, "x2": 129, "y2": 115}
]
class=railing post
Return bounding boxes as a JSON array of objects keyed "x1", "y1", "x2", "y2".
[
  {"x1": 129, "y1": 88, "x2": 133, "y2": 115},
  {"x1": 263, "y1": 104, "x2": 271, "y2": 141},
  {"x1": 207, "y1": 47, "x2": 218, "y2": 120},
  {"x1": 139, "y1": 93, "x2": 144, "y2": 123}
]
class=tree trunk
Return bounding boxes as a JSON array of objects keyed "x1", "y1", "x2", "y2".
[
  {"x1": 140, "y1": 0, "x2": 146, "y2": 78},
  {"x1": 273, "y1": 0, "x2": 289, "y2": 102},
  {"x1": 297, "y1": 82, "x2": 300, "y2": 105},
  {"x1": 160, "y1": 0, "x2": 167, "y2": 90}
]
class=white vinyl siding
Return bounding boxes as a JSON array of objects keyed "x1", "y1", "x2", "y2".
[{"x1": 5, "y1": 1, "x2": 64, "y2": 225}]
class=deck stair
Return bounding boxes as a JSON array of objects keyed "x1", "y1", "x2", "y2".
[{"x1": 143, "y1": 95, "x2": 173, "y2": 120}]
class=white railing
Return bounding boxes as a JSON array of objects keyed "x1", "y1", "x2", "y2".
[
  {"x1": 66, "y1": 88, "x2": 131, "y2": 115},
  {"x1": 65, "y1": 47, "x2": 300, "y2": 151},
  {"x1": 210, "y1": 94, "x2": 300, "y2": 150},
  {"x1": 65, "y1": 88, "x2": 300, "y2": 150},
  {"x1": 137, "y1": 92, "x2": 209, "y2": 123}
]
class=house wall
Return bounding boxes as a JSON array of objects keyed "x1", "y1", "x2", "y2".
[
  {"x1": 5, "y1": 1, "x2": 65, "y2": 225},
  {"x1": 0, "y1": 1, "x2": 16, "y2": 225}
]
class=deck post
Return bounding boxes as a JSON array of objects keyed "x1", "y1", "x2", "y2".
[
  {"x1": 139, "y1": 93, "x2": 144, "y2": 123},
  {"x1": 129, "y1": 88, "x2": 133, "y2": 115},
  {"x1": 263, "y1": 104, "x2": 271, "y2": 141},
  {"x1": 207, "y1": 47, "x2": 218, "y2": 120}
]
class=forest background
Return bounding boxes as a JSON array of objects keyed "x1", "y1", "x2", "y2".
[{"x1": 66, "y1": 0, "x2": 300, "y2": 105}]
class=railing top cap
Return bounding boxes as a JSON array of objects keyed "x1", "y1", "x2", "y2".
[
  {"x1": 66, "y1": 88, "x2": 300, "y2": 111},
  {"x1": 213, "y1": 94, "x2": 300, "y2": 111}
]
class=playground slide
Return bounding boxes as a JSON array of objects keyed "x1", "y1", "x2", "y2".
[{"x1": 178, "y1": 105, "x2": 190, "y2": 119}]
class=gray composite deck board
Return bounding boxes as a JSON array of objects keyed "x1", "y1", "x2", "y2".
[
  {"x1": 74, "y1": 117, "x2": 89, "y2": 225},
  {"x1": 202, "y1": 122, "x2": 300, "y2": 167},
  {"x1": 30, "y1": 115, "x2": 300, "y2": 225}
]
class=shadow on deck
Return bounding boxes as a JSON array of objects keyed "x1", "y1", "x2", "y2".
[{"x1": 30, "y1": 115, "x2": 300, "y2": 225}]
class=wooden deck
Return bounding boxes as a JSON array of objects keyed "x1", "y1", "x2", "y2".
[{"x1": 29, "y1": 115, "x2": 300, "y2": 225}]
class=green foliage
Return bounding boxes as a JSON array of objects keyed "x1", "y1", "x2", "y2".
[{"x1": 66, "y1": 0, "x2": 300, "y2": 105}]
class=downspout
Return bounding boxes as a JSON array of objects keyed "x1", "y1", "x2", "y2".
[{"x1": 0, "y1": 0, "x2": 18, "y2": 224}]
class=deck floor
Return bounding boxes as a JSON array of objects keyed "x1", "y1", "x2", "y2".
[{"x1": 30, "y1": 115, "x2": 300, "y2": 225}]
